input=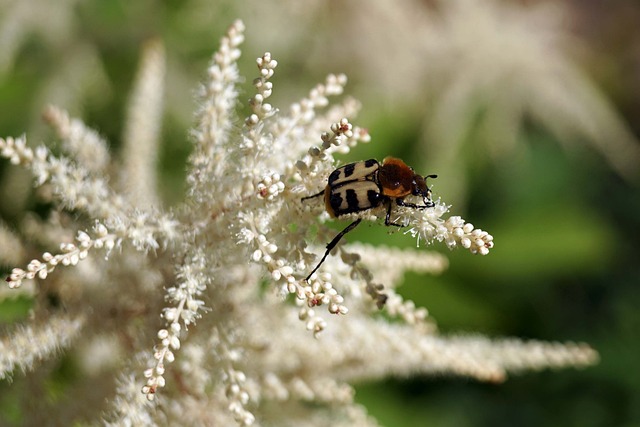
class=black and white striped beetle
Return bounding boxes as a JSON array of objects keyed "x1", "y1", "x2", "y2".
[{"x1": 302, "y1": 157, "x2": 437, "y2": 281}]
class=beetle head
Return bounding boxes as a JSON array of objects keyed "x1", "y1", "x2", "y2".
[{"x1": 412, "y1": 174, "x2": 437, "y2": 206}]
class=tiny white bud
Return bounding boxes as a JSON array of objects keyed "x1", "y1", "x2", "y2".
[
  {"x1": 9, "y1": 269, "x2": 24, "y2": 281},
  {"x1": 163, "y1": 308, "x2": 177, "y2": 322},
  {"x1": 170, "y1": 322, "x2": 181, "y2": 333},
  {"x1": 305, "y1": 320, "x2": 315, "y2": 331},
  {"x1": 170, "y1": 336, "x2": 181, "y2": 350},
  {"x1": 246, "y1": 115, "x2": 258, "y2": 126},
  {"x1": 95, "y1": 223, "x2": 108, "y2": 236},
  {"x1": 27, "y1": 260, "x2": 40, "y2": 271}
]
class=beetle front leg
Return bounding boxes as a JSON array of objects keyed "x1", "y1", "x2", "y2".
[
  {"x1": 396, "y1": 198, "x2": 435, "y2": 209},
  {"x1": 384, "y1": 200, "x2": 405, "y2": 227}
]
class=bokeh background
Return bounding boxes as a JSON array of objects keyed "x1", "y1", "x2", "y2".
[{"x1": 0, "y1": 1, "x2": 638, "y2": 426}]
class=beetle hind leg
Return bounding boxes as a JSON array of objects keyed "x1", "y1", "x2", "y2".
[{"x1": 305, "y1": 218, "x2": 362, "y2": 282}]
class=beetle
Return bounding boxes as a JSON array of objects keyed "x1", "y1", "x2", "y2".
[{"x1": 301, "y1": 157, "x2": 437, "y2": 282}]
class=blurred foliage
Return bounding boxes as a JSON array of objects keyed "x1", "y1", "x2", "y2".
[{"x1": 0, "y1": 1, "x2": 639, "y2": 426}]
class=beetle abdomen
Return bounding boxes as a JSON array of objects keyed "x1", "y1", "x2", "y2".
[{"x1": 326, "y1": 180, "x2": 383, "y2": 217}]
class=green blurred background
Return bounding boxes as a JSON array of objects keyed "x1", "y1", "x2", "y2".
[{"x1": 0, "y1": 1, "x2": 638, "y2": 426}]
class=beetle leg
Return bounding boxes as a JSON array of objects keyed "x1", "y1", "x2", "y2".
[
  {"x1": 396, "y1": 198, "x2": 435, "y2": 209},
  {"x1": 385, "y1": 200, "x2": 405, "y2": 227},
  {"x1": 301, "y1": 189, "x2": 325, "y2": 202},
  {"x1": 305, "y1": 218, "x2": 362, "y2": 282}
]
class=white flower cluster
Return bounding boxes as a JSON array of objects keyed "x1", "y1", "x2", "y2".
[
  {"x1": 398, "y1": 200, "x2": 495, "y2": 254},
  {"x1": 0, "y1": 20, "x2": 597, "y2": 427},
  {"x1": 43, "y1": 105, "x2": 110, "y2": 172},
  {"x1": 443, "y1": 216, "x2": 494, "y2": 254},
  {"x1": 255, "y1": 172, "x2": 285, "y2": 200},
  {"x1": 246, "y1": 52, "x2": 277, "y2": 125},
  {"x1": 6, "y1": 222, "x2": 115, "y2": 289}
]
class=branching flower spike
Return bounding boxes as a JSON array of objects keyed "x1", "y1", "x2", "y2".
[{"x1": 0, "y1": 20, "x2": 597, "y2": 426}]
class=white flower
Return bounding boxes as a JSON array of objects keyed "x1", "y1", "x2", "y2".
[{"x1": 0, "y1": 20, "x2": 596, "y2": 427}]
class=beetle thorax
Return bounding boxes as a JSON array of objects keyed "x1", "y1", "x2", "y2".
[{"x1": 378, "y1": 157, "x2": 416, "y2": 199}]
